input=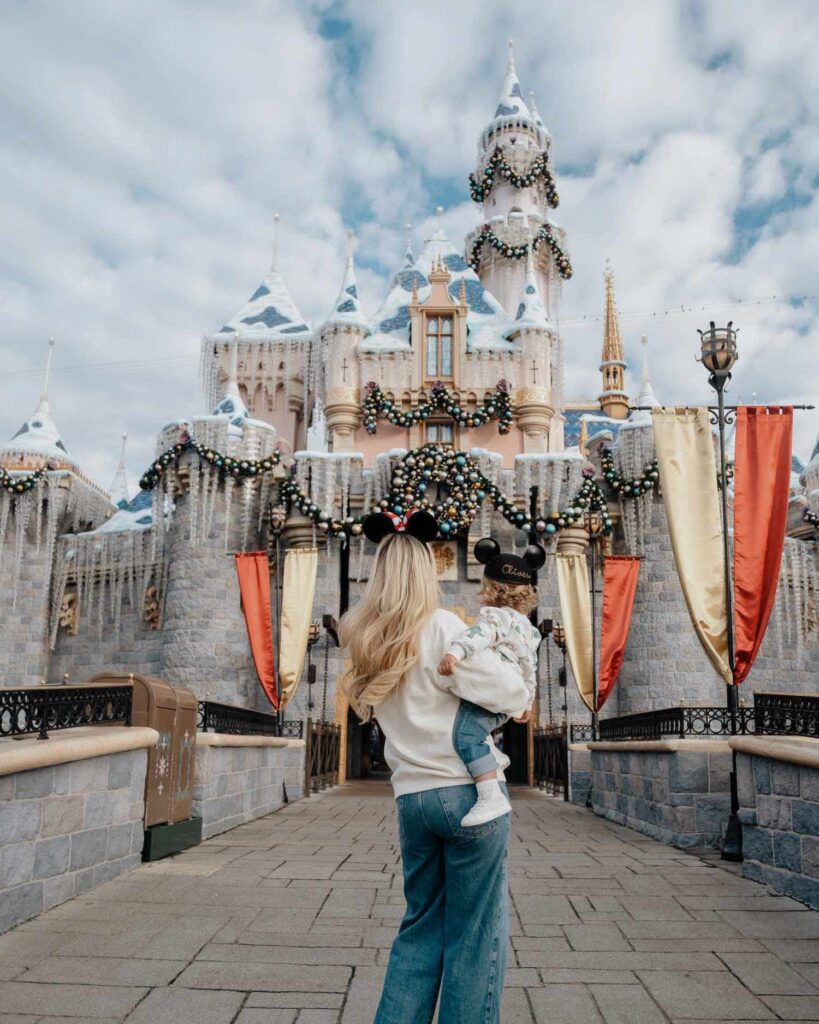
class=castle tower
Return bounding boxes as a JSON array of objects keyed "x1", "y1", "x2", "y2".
[
  {"x1": 201, "y1": 215, "x2": 311, "y2": 453},
  {"x1": 109, "y1": 433, "x2": 130, "y2": 509},
  {"x1": 322, "y1": 231, "x2": 369, "y2": 452},
  {"x1": 598, "y1": 267, "x2": 629, "y2": 419},
  {"x1": 506, "y1": 253, "x2": 554, "y2": 452},
  {"x1": 465, "y1": 42, "x2": 571, "y2": 321}
]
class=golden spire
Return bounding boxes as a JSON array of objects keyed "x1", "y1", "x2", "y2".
[
  {"x1": 602, "y1": 263, "x2": 624, "y2": 363},
  {"x1": 599, "y1": 262, "x2": 629, "y2": 419}
]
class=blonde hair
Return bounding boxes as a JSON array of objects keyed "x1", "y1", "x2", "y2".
[
  {"x1": 478, "y1": 576, "x2": 538, "y2": 616},
  {"x1": 339, "y1": 534, "x2": 439, "y2": 720}
]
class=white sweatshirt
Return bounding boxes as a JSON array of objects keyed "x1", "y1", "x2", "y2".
[
  {"x1": 374, "y1": 608, "x2": 532, "y2": 797},
  {"x1": 447, "y1": 605, "x2": 542, "y2": 701}
]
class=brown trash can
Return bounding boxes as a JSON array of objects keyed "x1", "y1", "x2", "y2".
[{"x1": 85, "y1": 673, "x2": 202, "y2": 858}]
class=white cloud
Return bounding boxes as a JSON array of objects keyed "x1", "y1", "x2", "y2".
[{"x1": 0, "y1": 0, "x2": 816, "y2": 493}]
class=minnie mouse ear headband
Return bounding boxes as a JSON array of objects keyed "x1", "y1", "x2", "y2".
[
  {"x1": 474, "y1": 537, "x2": 546, "y2": 584},
  {"x1": 362, "y1": 509, "x2": 439, "y2": 545}
]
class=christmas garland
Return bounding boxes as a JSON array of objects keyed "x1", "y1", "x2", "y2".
[
  {"x1": 363, "y1": 381, "x2": 513, "y2": 436},
  {"x1": 0, "y1": 465, "x2": 47, "y2": 495},
  {"x1": 469, "y1": 148, "x2": 559, "y2": 207},
  {"x1": 600, "y1": 448, "x2": 660, "y2": 498},
  {"x1": 281, "y1": 444, "x2": 614, "y2": 540},
  {"x1": 804, "y1": 507, "x2": 819, "y2": 529},
  {"x1": 139, "y1": 438, "x2": 282, "y2": 491},
  {"x1": 468, "y1": 224, "x2": 573, "y2": 279}
]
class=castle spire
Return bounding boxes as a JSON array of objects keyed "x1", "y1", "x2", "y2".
[
  {"x1": 509, "y1": 251, "x2": 550, "y2": 331},
  {"x1": 599, "y1": 264, "x2": 629, "y2": 419},
  {"x1": 493, "y1": 40, "x2": 531, "y2": 123},
  {"x1": 270, "y1": 213, "x2": 280, "y2": 272},
  {"x1": 109, "y1": 432, "x2": 131, "y2": 509},
  {"x1": 325, "y1": 229, "x2": 368, "y2": 331}
]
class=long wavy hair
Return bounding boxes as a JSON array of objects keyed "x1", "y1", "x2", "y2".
[{"x1": 339, "y1": 533, "x2": 439, "y2": 720}]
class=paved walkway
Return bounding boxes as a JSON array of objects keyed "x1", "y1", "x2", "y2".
[{"x1": 1, "y1": 783, "x2": 818, "y2": 1024}]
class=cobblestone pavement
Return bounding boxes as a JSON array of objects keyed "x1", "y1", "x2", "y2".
[{"x1": 1, "y1": 782, "x2": 818, "y2": 1023}]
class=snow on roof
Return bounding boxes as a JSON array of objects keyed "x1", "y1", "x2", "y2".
[
  {"x1": 1, "y1": 395, "x2": 77, "y2": 470},
  {"x1": 507, "y1": 256, "x2": 551, "y2": 335},
  {"x1": 494, "y1": 42, "x2": 531, "y2": 122},
  {"x1": 94, "y1": 489, "x2": 154, "y2": 534},
  {"x1": 324, "y1": 238, "x2": 369, "y2": 333},
  {"x1": 362, "y1": 229, "x2": 514, "y2": 353},
  {"x1": 216, "y1": 267, "x2": 310, "y2": 340}
]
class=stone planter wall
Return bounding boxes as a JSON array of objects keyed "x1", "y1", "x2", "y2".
[
  {"x1": 193, "y1": 736, "x2": 305, "y2": 839},
  {"x1": 589, "y1": 740, "x2": 733, "y2": 848},
  {"x1": 733, "y1": 737, "x2": 819, "y2": 909},
  {"x1": 568, "y1": 744, "x2": 592, "y2": 806},
  {"x1": 0, "y1": 733, "x2": 154, "y2": 933}
]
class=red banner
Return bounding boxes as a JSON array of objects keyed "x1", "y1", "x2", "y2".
[
  {"x1": 733, "y1": 407, "x2": 793, "y2": 684},
  {"x1": 598, "y1": 556, "x2": 641, "y2": 711},
  {"x1": 235, "y1": 552, "x2": 279, "y2": 709}
]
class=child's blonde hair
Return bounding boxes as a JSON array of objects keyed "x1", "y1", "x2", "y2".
[{"x1": 478, "y1": 576, "x2": 538, "y2": 616}]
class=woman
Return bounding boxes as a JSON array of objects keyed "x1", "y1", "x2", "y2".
[{"x1": 339, "y1": 519, "x2": 531, "y2": 1024}]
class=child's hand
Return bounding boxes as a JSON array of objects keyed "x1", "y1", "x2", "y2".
[
  {"x1": 513, "y1": 710, "x2": 531, "y2": 723},
  {"x1": 438, "y1": 654, "x2": 458, "y2": 676}
]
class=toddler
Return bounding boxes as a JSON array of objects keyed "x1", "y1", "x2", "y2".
[{"x1": 438, "y1": 540, "x2": 544, "y2": 826}]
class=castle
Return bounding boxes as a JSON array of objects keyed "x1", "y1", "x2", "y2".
[{"x1": 2, "y1": 46, "x2": 817, "y2": 786}]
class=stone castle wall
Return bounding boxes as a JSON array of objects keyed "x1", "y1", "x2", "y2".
[
  {"x1": 49, "y1": 603, "x2": 162, "y2": 685},
  {"x1": 0, "y1": 534, "x2": 52, "y2": 687}
]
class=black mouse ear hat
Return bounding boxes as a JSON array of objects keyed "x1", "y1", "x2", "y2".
[
  {"x1": 362, "y1": 509, "x2": 439, "y2": 545},
  {"x1": 473, "y1": 536, "x2": 547, "y2": 584}
]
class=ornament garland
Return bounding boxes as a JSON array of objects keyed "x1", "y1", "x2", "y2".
[
  {"x1": 281, "y1": 444, "x2": 614, "y2": 541},
  {"x1": 468, "y1": 224, "x2": 573, "y2": 279},
  {"x1": 469, "y1": 148, "x2": 559, "y2": 207},
  {"x1": 600, "y1": 448, "x2": 660, "y2": 498},
  {"x1": 139, "y1": 438, "x2": 282, "y2": 491},
  {"x1": 1, "y1": 465, "x2": 47, "y2": 495},
  {"x1": 804, "y1": 507, "x2": 819, "y2": 529},
  {"x1": 363, "y1": 381, "x2": 513, "y2": 436}
]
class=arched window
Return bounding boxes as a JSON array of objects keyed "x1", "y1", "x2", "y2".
[{"x1": 425, "y1": 315, "x2": 454, "y2": 382}]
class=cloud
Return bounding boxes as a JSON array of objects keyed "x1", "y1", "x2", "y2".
[{"x1": 0, "y1": 0, "x2": 816, "y2": 494}]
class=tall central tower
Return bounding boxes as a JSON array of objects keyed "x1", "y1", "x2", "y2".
[{"x1": 465, "y1": 43, "x2": 572, "y2": 321}]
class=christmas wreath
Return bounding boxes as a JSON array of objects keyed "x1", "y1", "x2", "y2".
[
  {"x1": 468, "y1": 224, "x2": 573, "y2": 279},
  {"x1": 363, "y1": 381, "x2": 513, "y2": 436},
  {"x1": 139, "y1": 437, "x2": 282, "y2": 491},
  {"x1": 469, "y1": 148, "x2": 559, "y2": 207},
  {"x1": 0, "y1": 465, "x2": 47, "y2": 495}
]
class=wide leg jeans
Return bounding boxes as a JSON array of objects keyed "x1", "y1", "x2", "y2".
[{"x1": 373, "y1": 784, "x2": 510, "y2": 1024}]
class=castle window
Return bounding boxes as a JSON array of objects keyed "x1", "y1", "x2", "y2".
[
  {"x1": 425, "y1": 420, "x2": 455, "y2": 447},
  {"x1": 425, "y1": 315, "x2": 454, "y2": 382}
]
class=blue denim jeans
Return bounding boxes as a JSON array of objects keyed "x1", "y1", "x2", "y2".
[
  {"x1": 453, "y1": 700, "x2": 509, "y2": 778},
  {"x1": 374, "y1": 784, "x2": 510, "y2": 1024}
]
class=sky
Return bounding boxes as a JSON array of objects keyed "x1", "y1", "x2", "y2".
[{"x1": 0, "y1": 0, "x2": 817, "y2": 494}]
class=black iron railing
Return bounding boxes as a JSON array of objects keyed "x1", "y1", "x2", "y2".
[
  {"x1": 534, "y1": 725, "x2": 569, "y2": 800},
  {"x1": 755, "y1": 693, "x2": 819, "y2": 737},
  {"x1": 0, "y1": 685, "x2": 133, "y2": 740},
  {"x1": 570, "y1": 723, "x2": 595, "y2": 743},
  {"x1": 305, "y1": 717, "x2": 341, "y2": 794},
  {"x1": 197, "y1": 700, "x2": 304, "y2": 739},
  {"x1": 598, "y1": 693, "x2": 818, "y2": 742}
]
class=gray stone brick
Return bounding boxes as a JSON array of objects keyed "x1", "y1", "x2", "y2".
[
  {"x1": 42, "y1": 871, "x2": 75, "y2": 912},
  {"x1": 0, "y1": 843, "x2": 35, "y2": 888},
  {"x1": 0, "y1": 881, "x2": 43, "y2": 933},
  {"x1": 803, "y1": 836, "x2": 819, "y2": 879},
  {"x1": 757, "y1": 794, "x2": 792, "y2": 830},
  {"x1": 743, "y1": 825, "x2": 773, "y2": 864},
  {"x1": 753, "y1": 756, "x2": 772, "y2": 795},
  {"x1": 13, "y1": 766, "x2": 55, "y2": 799},
  {"x1": 108, "y1": 751, "x2": 135, "y2": 789},
  {"x1": 0, "y1": 800, "x2": 41, "y2": 843},
  {"x1": 84, "y1": 789, "x2": 129, "y2": 828},
  {"x1": 69, "y1": 827, "x2": 109, "y2": 871},
  {"x1": 32, "y1": 835, "x2": 71, "y2": 880},
  {"x1": 772, "y1": 832, "x2": 802, "y2": 874},
  {"x1": 668, "y1": 752, "x2": 709, "y2": 794},
  {"x1": 792, "y1": 798, "x2": 819, "y2": 836},
  {"x1": 770, "y1": 761, "x2": 801, "y2": 796},
  {"x1": 69, "y1": 757, "x2": 109, "y2": 794}
]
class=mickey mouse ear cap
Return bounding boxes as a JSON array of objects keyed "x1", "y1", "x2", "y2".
[
  {"x1": 474, "y1": 536, "x2": 547, "y2": 583},
  {"x1": 362, "y1": 509, "x2": 439, "y2": 545}
]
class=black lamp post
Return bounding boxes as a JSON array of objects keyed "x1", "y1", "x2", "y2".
[
  {"x1": 583, "y1": 508, "x2": 605, "y2": 740},
  {"x1": 696, "y1": 321, "x2": 743, "y2": 861}
]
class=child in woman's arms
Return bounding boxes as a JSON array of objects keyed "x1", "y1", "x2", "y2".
[{"x1": 438, "y1": 539, "x2": 544, "y2": 826}]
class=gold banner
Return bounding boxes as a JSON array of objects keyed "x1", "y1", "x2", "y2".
[
  {"x1": 652, "y1": 408, "x2": 731, "y2": 684},
  {"x1": 556, "y1": 552, "x2": 594, "y2": 712},
  {"x1": 279, "y1": 547, "x2": 319, "y2": 707}
]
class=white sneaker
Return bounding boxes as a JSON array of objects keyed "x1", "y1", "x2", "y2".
[
  {"x1": 461, "y1": 785, "x2": 512, "y2": 827},
  {"x1": 492, "y1": 748, "x2": 511, "y2": 771}
]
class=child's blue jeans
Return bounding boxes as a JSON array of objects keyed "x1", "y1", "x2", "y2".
[{"x1": 453, "y1": 700, "x2": 509, "y2": 778}]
